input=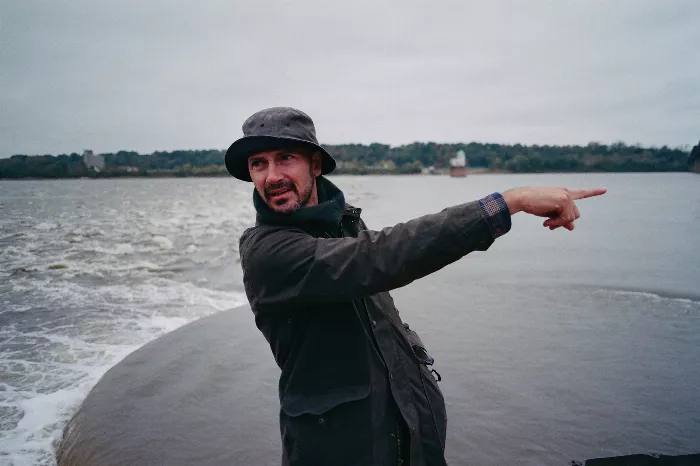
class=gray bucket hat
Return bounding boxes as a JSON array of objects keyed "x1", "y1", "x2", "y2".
[{"x1": 225, "y1": 107, "x2": 336, "y2": 181}]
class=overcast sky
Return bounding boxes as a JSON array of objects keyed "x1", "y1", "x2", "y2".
[{"x1": 2, "y1": 0, "x2": 698, "y2": 157}]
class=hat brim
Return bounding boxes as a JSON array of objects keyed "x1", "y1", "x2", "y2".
[{"x1": 225, "y1": 135, "x2": 336, "y2": 182}]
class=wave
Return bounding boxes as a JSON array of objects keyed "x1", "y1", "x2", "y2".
[
  {"x1": 34, "y1": 222, "x2": 58, "y2": 231},
  {"x1": 592, "y1": 287, "x2": 700, "y2": 306},
  {"x1": 0, "y1": 277, "x2": 248, "y2": 465}
]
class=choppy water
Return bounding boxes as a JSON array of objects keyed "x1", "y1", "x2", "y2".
[
  {"x1": 1, "y1": 173, "x2": 699, "y2": 465},
  {"x1": 0, "y1": 179, "x2": 258, "y2": 465}
]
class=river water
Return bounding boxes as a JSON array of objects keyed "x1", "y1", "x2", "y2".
[{"x1": 1, "y1": 173, "x2": 698, "y2": 465}]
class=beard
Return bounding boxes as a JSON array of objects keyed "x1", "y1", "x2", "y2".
[{"x1": 264, "y1": 170, "x2": 316, "y2": 214}]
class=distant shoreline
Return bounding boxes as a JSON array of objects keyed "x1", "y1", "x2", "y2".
[
  {"x1": 1, "y1": 169, "x2": 695, "y2": 181},
  {"x1": 2, "y1": 141, "x2": 695, "y2": 179}
]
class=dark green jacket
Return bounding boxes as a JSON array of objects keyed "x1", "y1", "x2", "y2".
[{"x1": 240, "y1": 177, "x2": 498, "y2": 466}]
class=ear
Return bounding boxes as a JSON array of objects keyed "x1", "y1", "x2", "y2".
[{"x1": 311, "y1": 152, "x2": 323, "y2": 177}]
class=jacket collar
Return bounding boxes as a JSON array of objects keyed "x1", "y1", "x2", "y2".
[{"x1": 253, "y1": 176, "x2": 348, "y2": 234}]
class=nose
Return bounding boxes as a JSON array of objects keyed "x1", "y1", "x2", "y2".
[{"x1": 265, "y1": 161, "x2": 284, "y2": 184}]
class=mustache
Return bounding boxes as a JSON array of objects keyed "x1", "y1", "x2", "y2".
[{"x1": 264, "y1": 180, "x2": 296, "y2": 197}]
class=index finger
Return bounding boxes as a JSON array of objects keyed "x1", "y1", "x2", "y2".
[{"x1": 569, "y1": 188, "x2": 607, "y2": 200}]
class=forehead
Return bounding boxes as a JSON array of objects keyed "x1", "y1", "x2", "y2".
[{"x1": 248, "y1": 148, "x2": 306, "y2": 160}]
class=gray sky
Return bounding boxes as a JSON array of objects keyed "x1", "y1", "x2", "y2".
[{"x1": 2, "y1": 0, "x2": 698, "y2": 157}]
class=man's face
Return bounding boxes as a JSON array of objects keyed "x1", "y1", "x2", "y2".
[{"x1": 248, "y1": 148, "x2": 322, "y2": 214}]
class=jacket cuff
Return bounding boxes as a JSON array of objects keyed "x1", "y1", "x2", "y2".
[{"x1": 478, "y1": 193, "x2": 511, "y2": 239}]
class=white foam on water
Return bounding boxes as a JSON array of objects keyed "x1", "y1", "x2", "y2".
[
  {"x1": 3, "y1": 359, "x2": 130, "y2": 466},
  {"x1": 0, "y1": 329, "x2": 138, "y2": 465},
  {"x1": 0, "y1": 285, "x2": 248, "y2": 465},
  {"x1": 595, "y1": 288, "x2": 700, "y2": 307},
  {"x1": 127, "y1": 261, "x2": 162, "y2": 272},
  {"x1": 112, "y1": 243, "x2": 134, "y2": 255},
  {"x1": 66, "y1": 235, "x2": 84, "y2": 243},
  {"x1": 1, "y1": 247, "x2": 249, "y2": 464},
  {"x1": 34, "y1": 222, "x2": 58, "y2": 231},
  {"x1": 151, "y1": 235, "x2": 174, "y2": 250}
]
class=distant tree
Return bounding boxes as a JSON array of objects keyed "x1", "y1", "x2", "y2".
[{"x1": 690, "y1": 141, "x2": 699, "y2": 171}]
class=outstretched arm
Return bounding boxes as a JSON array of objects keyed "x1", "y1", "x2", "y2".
[
  {"x1": 241, "y1": 200, "x2": 500, "y2": 309},
  {"x1": 241, "y1": 187, "x2": 606, "y2": 309}
]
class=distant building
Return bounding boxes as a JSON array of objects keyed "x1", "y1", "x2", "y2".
[
  {"x1": 377, "y1": 160, "x2": 396, "y2": 170},
  {"x1": 83, "y1": 150, "x2": 105, "y2": 172},
  {"x1": 449, "y1": 150, "x2": 467, "y2": 177}
]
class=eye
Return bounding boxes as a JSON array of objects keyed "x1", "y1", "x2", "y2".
[
  {"x1": 249, "y1": 159, "x2": 264, "y2": 169},
  {"x1": 281, "y1": 153, "x2": 295, "y2": 161}
]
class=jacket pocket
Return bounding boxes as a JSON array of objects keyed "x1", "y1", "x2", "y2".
[
  {"x1": 280, "y1": 385, "x2": 373, "y2": 465},
  {"x1": 403, "y1": 323, "x2": 435, "y2": 366},
  {"x1": 281, "y1": 384, "x2": 371, "y2": 417}
]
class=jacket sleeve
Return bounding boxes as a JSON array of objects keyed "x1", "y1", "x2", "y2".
[{"x1": 240, "y1": 201, "x2": 496, "y2": 309}]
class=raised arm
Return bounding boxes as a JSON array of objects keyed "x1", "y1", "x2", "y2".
[
  {"x1": 241, "y1": 186, "x2": 606, "y2": 309},
  {"x1": 240, "y1": 201, "x2": 497, "y2": 309}
]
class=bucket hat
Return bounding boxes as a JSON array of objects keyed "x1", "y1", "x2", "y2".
[{"x1": 225, "y1": 107, "x2": 336, "y2": 181}]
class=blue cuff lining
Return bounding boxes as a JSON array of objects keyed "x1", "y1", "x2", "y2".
[{"x1": 478, "y1": 193, "x2": 512, "y2": 239}]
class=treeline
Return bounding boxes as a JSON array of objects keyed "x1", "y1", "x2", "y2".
[
  {"x1": 0, "y1": 153, "x2": 89, "y2": 179},
  {"x1": 328, "y1": 141, "x2": 692, "y2": 173},
  {"x1": 0, "y1": 150, "x2": 226, "y2": 179},
  {"x1": 0, "y1": 142, "x2": 695, "y2": 179}
]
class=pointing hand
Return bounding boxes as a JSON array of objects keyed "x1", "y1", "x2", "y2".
[{"x1": 501, "y1": 187, "x2": 607, "y2": 231}]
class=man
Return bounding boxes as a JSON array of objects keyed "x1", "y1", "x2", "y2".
[{"x1": 226, "y1": 107, "x2": 606, "y2": 466}]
